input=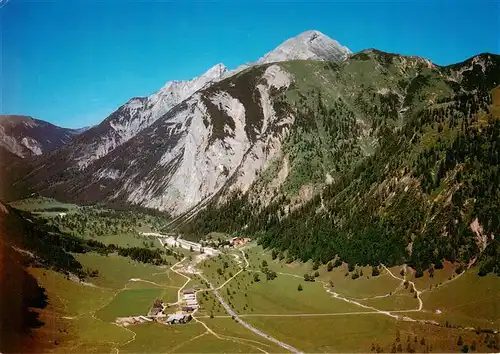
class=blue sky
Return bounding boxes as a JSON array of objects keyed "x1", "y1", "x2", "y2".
[{"x1": 1, "y1": 0, "x2": 499, "y2": 128}]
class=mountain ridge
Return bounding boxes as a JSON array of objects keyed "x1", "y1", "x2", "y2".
[
  {"x1": 0, "y1": 115, "x2": 83, "y2": 158},
  {"x1": 6, "y1": 50, "x2": 499, "y2": 214},
  {"x1": 3, "y1": 29, "x2": 500, "y2": 278},
  {"x1": 40, "y1": 30, "x2": 348, "y2": 172}
]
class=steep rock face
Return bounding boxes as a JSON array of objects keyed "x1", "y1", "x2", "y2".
[
  {"x1": 228, "y1": 65, "x2": 294, "y2": 194},
  {"x1": 0, "y1": 115, "x2": 80, "y2": 158},
  {"x1": 26, "y1": 64, "x2": 296, "y2": 215},
  {"x1": 133, "y1": 64, "x2": 294, "y2": 213},
  {"x1": 14, "y1": 51, "x2": 500, "y2": 220},
  {"x1": 73, "y1": 63, "x2": 228, "y2": 168},
  {"x1": 9, "y1": 30, "x2": 352, "y2": 211}
]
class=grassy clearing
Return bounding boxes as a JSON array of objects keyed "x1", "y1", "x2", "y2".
[
  {"x1": 150, "y1": 270, "x2": 186, "y2": 288},
  {"x1": 85, "y1": 232, "x2": 148, "y2": 248},
  {"x1": 30, "y1": 268, "x2": 113, "y2": 316},
  {"x1": 178, "y1": 273, "x2": 207, "y2": 291},
  {"x1": 409, "y1": 261, "x2": 458, "y2": 290},
  {"x1": 10, "y1": 197, "x2": 171, "y2": 249},
  {"x1": 9, "y1": 196, "x2": 79, "y2": 212},
  {"x1": 199, "y1": 252, "x2": 241, "y2": 287},
  {"x1": 96, "y1": 288, "x2": 162, "y2": 321},
  {"x1": 124, "y1": 281, "x2": 161, "y2": 290},
  {"x1": 359, "y1": 293, "x2": 419, "y2": 311},
  {"x1": 243, "y1": 244, "x2": 403, "y2": 302},
  {"x1": 390, "y1": 321, "x2": 495, "y2": 353},
  {"x1": 119, "y1": 322, "x2": 205, "y2": 353},
  {"x1": 28, "y1": 268, "x2": 132, "y2": 353},
  {"x1": 245, "y1": 315, "x2": 490, "y2": 353},
  {"x1": 217, "y1": 270, "x2": 365, "y2": 315},
  {"x1": 70, "y1": 227, "x2": 156, "y2": 249},
  {"x1": 74, "y1": 252, "x2": 182, "y2": 289},
  {"x1": 29, "y1": 252, "x2": 500, "y2": 354},
  {"x1": 244, "y1": 244, "x2": 312, "y2": 276},
  {"x1": 84, "y1": 230, "x2": 170, "y2": 249},
  {"x1": 281, "y1": 60, "x2": 340, "y2": 105},
  {"x1": 201, "y1": 318, "x2": 284, "y2": 352},
  {"x1": 28, "y1": 252, "x2": 189, "y2": 352},
  {"x1": 399, "y1": 310, "x2": 496, "y2": 335},
  {"x1": 419, "y1": 270, "x2": 500, "y2": 329},
  {"x1": 27, "y1": 230, "x2": 500, "y2": 353},
  {"x1": 319, "y1": 266, "x2": 402, "y2": 298},
  {"x1": 197, "y1": 290, "x2": 228, "y2": 316},
  {"x1": 245, "y1": 315, "x2": 398, "y2": 353},
  {"x1": 25, "y1": 272, "x2": 78, "y2": 352},
  {"x1": 61, "y1": 314, "x2": 133, "y2": 353},
  {"x1": 204, "y1": 231, "x2": 231, "y2": 241},
  {"x1": 159, "y1": 287, "x2": 180, "y2": 304},
  {"x1": 173, "y1": 332, "x2": 259, "y2": 353}
]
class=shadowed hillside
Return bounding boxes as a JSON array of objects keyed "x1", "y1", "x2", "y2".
[{"x1": 0, "y1": 202, "x2": 49, "y2": 353}]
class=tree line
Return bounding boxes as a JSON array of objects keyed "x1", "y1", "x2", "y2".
[
  {"x1": 181, "y1": 57, "x2": 500, "y2": 276},
  {"x1": 2, "y1": 206, "x2": 172, "y2": 279}
]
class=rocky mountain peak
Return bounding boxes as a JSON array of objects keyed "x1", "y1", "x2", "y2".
[
  {"x1": 258, "y1": 29, "x2": 351, "y2": 64},
  {"x1": 202, "y1": 63, "x2": 228, "y2": 80},
  {"x1": 152, "y1": 63, "x2": 227, "y2": 102}
]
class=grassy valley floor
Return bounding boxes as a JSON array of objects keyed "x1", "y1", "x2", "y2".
[
  {"x1": 27, "y1": 242, "x2": 499, "y2": 353},
  {"x1": 13, "y1": 198, "x2": 498, "y2": 353}
]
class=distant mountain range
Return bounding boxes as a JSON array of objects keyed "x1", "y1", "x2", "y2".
[
  {"x1": 3, "y1": 30, "x2": 500, "y2": 275},
  {"x1": 3, "y1": 30, "x2": 352, "y2": 211},
  {"x1": 0, "y1": 115, "x2": 84, "y2": 159}
]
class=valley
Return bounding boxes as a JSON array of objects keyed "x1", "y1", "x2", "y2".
[
  {"x1": 8, "y1": 197, "x2": 499, "y2": 353},
  {"x1": 1, "y1": 20, "x2": 500, "y2": 353}
]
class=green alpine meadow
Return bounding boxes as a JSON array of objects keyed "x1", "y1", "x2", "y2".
[{"x1": 1, "y1": 2, "x2": 499, "y2": 352}]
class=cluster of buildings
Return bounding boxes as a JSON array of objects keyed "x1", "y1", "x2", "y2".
[
  {"x1": 166, "y1": 313, "x2": 192, "y2": 324},
  {"x1": 230, "y1": 237, "x2": 251, "y2": 246},
  {"x1": 136, "y1": 289, "x2": 199, "y2": 326},
  {"x1": 149, "y1": 298, "x2": 165, "y2": 316},
  {"x1": 144, "y1": 231, "x2": 250, "y2": 253},
  {"x1": 181, "y1": 288, "x2": 199, "y2": 312},
  {"x1": 114, "y1": 297, "x2": 194, "y2": 326},
  {"x1": 200, "y1": 236, "x2": 251, "y2": 249},
  {"x1": 148, "y1": 298, "x2": 191, "y2": 320},
  {"x1": 160, "y1": 288, "x2": 199, "y2": 325},
  {"x1": 116, "y1": 312, "x2": 192, "y2": 326}
]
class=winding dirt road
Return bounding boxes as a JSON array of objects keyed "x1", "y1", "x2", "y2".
[{"x1": 170, "y1": 248, "x2": 302, "y2": 353}]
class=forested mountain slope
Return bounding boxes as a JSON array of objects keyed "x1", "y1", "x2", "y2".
[{"x1": 181, "y1": 51, "x2": 500, "y2": 276}]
